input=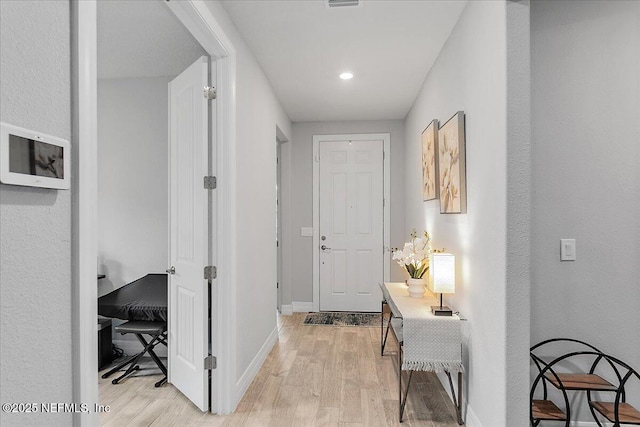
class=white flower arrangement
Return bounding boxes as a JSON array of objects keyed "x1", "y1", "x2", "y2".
[{"x1": 392, "y1": 229, "x2": 431, "y2": 279}]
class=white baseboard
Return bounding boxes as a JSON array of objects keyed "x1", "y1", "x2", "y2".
[
  {"x1": 465, "y1": 405, "x2": 482, "y2": 427},
  {"x1": 234, "y1": 326, "x2": 278, "y2": 405},
  {"x1": 280, "y1": 304, "x2": 293, "y2": 315},
  {"x1": 461, "y1": 402, "x2": 595, "y2": 427},
  {"x1": 292, "y1": 301, "x2": 313, "y2": 312},
  {"x1": 112, "y1": 338, "x2": 168, "y2": 358}
]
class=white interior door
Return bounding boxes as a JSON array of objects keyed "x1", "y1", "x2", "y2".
[
  {"x1": 319, "y1": 140, "x2": 384, "y2": 312},
  {"x1": 168, "y1": 56, "x2": 209, "y2": 411}
]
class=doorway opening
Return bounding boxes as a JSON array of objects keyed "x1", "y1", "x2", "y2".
[
  {"x1": 276, "y1": 139, "x2": 282, "y2": 313},
  {"x1": 73, "y1": 0, "x2": 238, "y2": 422},
  {"x1": 276, "y1": 126, "x2": 289, "y2": 316},
  {"x1": 95, "y1": 0, "x2": 212, "y2": 413}
]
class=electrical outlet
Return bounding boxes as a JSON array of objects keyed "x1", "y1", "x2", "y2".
[{"x1": 560, "y1": 239, "x2": 576, "y2": 261}]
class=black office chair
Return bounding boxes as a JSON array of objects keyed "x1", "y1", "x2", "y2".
[{"x1": 101, "y1": 321, "x2": 168, "y2": 387}]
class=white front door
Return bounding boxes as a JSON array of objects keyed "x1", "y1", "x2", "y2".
[
  {"x1": 319, "y1": 139, "x2": 384, "y2": 312},
  {"x1": 168, "y1": 56, "x2": 209, "y2": 411}
]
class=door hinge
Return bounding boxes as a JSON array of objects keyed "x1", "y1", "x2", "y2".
[
  {"x1": 204, "y1": 86, "x2": 217, "y2": 100},
  {"x1": 204, "y1": 176, "x2": 217, "y2": 189},
  {"x1": 383, "y1": 197, "x2": 385, "y2": 207},
  {"x1": 204, "y1": 355, "x2": 217, "y2": 370},
  {"x1": 204, "y1": 265, "x2": 217, "y2": 280}
]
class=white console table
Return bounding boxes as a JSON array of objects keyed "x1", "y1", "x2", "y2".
[{"x1": 380, "y1": 282, "x2": 464, "y2": 424}]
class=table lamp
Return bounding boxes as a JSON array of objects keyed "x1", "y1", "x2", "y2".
[{"x1": 429, "y1": 253, "x2": 455, "y2": 316}]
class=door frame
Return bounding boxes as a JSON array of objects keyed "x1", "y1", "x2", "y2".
[
  {"x1": 71, "y1": 0, "x2": 237, "y2": 423},
  {"x1": 312, "y1": 133, "x2": 391, "y2": 313},
  {"x1": 276, "y1": 140, "x2": 282, "y2": 313},
  {"x1": 275, "y1": 126, "x2": 289, "y2": 314}
]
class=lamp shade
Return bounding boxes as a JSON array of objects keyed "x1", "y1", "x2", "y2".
[{"x1": 429, "y1": 253, "x2": 455, "y2": 294}]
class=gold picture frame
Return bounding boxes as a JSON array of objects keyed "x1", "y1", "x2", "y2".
[
  {"x1": 438, "y1": 111, "x2": 467, "y2": 214},
  {"x1": 421, "y1": 119, "x2": 439, "y2": 201}
]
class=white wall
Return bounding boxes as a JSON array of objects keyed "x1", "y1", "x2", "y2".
[
  {"x1": 201, "y1": 1, "x2": 292, "y2": 400},
  {"x1": 531, "y1": 0, "x2": 640, "y2": 419},
  {"x1": 0, "y1": 1, "x2": 73, "y2": 426},
  {"x1": 283, "y1": 120, "x2": 405, "y2": 307},
  {"x1": 403, "y1": 1, "x2": 529, "y2": 425},
  {"x1": 97, "y1": 77, "x2": 171, "y2": 297}
]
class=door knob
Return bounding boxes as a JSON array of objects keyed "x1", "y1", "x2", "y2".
[
  {"x1": 321, "y1": 245, "x2": 331, "y2": 251},
  {"x1": 166, "y1": 266, "x2": 175, "y2": 275}
]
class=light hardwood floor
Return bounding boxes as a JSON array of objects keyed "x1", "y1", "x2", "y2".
[{"x1": 99, "y1": 313, "x2": 462, "y2": 426}]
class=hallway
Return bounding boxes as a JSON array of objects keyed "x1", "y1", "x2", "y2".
[{"x1": 99, "y1": 313, "x2": 461, "y2": 426}]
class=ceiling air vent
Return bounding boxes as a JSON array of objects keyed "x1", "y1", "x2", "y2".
[{"x1": 328, "y1": 0, "x2": 359, "y2": 8}]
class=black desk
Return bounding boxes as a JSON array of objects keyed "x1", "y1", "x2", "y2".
[
  {"x1": 98, "y1": 274, "x2": 168, "y2": 387},
  {"x1": 98, "y1": 273, "x2": 167, "y2": 321}
]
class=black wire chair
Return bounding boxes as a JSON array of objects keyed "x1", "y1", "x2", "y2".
[{"x1": 530, "y1": 338, "x2": 640, "y2": 427}]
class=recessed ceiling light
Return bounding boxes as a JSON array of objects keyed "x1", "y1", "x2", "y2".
[
  {"x1": 340, "y1": 72, "x2": 354, "y2": 80},
  {"x1": 328, "y1": 0, "x2": 359, "y2": 8}
]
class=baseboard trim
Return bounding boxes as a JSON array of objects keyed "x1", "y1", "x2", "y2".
[
  {"x1": 280, "y1": 304, "x2": 293, "y2": 315},
  {"x1": 460, "y1": 402, "x2": 595, "y2": 427},
  {"x1": 292, "y1": 301, "x2": 313, "y2": 312},
  {"x1": 465, "y1": 405, "x2": 482, "y2": 427},
  {"x1": 112, "y1": 338, "x2": 168, "y2": 358},
  {"x1": 234, "y1": 326, "x2": 278, "y2": 405}
]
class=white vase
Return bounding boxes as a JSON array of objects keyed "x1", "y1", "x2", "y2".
[{"x1": 406, "y1": 278, "x2": 426, "y2": 298}]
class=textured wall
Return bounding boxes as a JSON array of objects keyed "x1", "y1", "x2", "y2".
[
  {"x1": 531, "y1": 0, "x2": 640, "y2": 420},
  {"x1": 285, "y1": 120, "x2": 405, "y2": 306},
  {"x1": 403, "y1": 1, "x2": 509, "y2": 425},
  {"x1": 0, "y1": 1, "x2": 73, "y2": 426},
  {"x1": 505, "y1": 1, "x2": 531, "y2": 425}
]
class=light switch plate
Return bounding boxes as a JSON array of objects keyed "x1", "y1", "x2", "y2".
[
  {"x1": 300, "y1": 227, "x2": 313, "y2": 237},
  {"x1": 560, "y1": 239, "x2": 576, "y2": 261}
]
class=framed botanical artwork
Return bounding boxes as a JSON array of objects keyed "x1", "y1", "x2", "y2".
[
  {"x1": 421, "y1": 119, "x2": 439, "y2": 201},
  {"x1": 438, "y1": 111, "x2": 467, "y2": 214}
]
